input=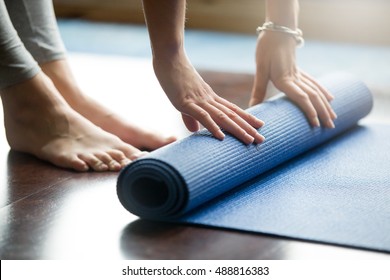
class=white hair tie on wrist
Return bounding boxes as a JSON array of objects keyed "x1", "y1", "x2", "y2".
[{"x1": 256, "y1": 21, "x2": 304, "y2": 47}]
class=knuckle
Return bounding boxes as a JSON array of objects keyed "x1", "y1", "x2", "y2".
[
  {"x1": 308, "y1": 111, "x2": 318, "y2": 119},
  {"x1": 177, "y1": 94, "x2": 188, "y2": 105},
  {"x1": 225, "y1": 109, "x2": 238, "y2": 120},
  {"x1": 216, "y1": 111, "x2": 227, "y2": 121},
  {"x1": 247, "y1": 126, "x2": 258, "y2": 135},
  {"x1": 310, "y1": 90, "x2": 323, "y2": 101},
  {"x1": 178, "y1": 100, "x2": 192, "y2": 111},
  {"x1": 182, "y1": 93, "x2": 193, "y2": 102},
  {"x1": 236, "y1": 128, "x2": 249, "y2": 139},
  {"x1": 305, "y1": 108, "x2": 318, "y2": 119},
  {"x1": 295, "y1": 91, "x2": 306, "y2": 98},
  {"x1": 197, "y1": 109, "x2": 210, "y2": 120},
  {"x1": 307, "y1": 89, "x2": 318, "y2": 97},
  {"x1": 229, "y1": 103, "x2": 240, "y2": 112},
  {"x1": 296, "y1": 92, "x2": 309, "y2": 101}
]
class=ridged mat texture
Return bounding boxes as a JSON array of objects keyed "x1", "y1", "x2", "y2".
[{"x1": 117, "y1": 73, "x2": 390, "y2": 252}]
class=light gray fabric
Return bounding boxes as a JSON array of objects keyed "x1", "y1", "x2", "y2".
[
  {"x1": 0, "y1": 0, "x2": 65, "y2": 89},
  {"x1": 5, "y1": 0, "x2": 66, "y2": 63},
  {"x1": 0, "y1": 0, "x2": 38, "y2": 89}
]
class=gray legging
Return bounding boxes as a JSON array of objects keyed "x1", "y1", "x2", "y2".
[{"x1": 0, "y1": 0, "x2": 65, "y2": 89}]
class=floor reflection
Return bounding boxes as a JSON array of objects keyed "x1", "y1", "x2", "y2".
[
  {"x1": 42, "y1": 173, "x2": 137, "y2": 259},
  {"x1": 120, "y1": 220, "x2": 390, "y2": 260},
  {"x1": 120, "y1": 220, "x2": 290, "y2": 259}
]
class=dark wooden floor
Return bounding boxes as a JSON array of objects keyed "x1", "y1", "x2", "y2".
[{"x1": 1, "y1": 58, "x2": 389, "y2": 259}]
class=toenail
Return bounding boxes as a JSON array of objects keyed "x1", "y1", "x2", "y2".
[
  {"x1": 95, "y1": 162, "x2": 108, "y2": 171},
  {"x1": 80, "y1": 164, "x2": 89, "y2": 172},
  {"x1": 108, "y1": 161, "x2": 121, "y2": 170},
  {"x1": 131, "y1": 152, "x2": 148, "y2": 160},
  {"x1": 120, "y1": 158, "x2": 131, "y2": 166}
]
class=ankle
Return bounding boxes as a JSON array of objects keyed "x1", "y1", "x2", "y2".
[
  {"x1": 40, "y1": 59, "x2": 84, "y2": 104},
  {"x1": 1, "y1": 73, "x2": 67, "y2": 118}
]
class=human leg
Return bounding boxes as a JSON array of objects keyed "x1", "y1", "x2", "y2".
[
  {"x1": 40, "y1": 60, "x2": 177, "y2": 151},
  {"x1": 0, "y1": 0, "x2": 39, "y2": 89},
  {"x1": 4, "y1": 0, "x2": 66, "y2": 64},
  {"x1": 5, "y1": 0, "x2": 176, "y2": 149},
  {"x1": 0, "y1": 0, "x2": 145, "y2": 171},
  {"x1": 1, "y1": 73, "x2": 146, "y2": 171}
]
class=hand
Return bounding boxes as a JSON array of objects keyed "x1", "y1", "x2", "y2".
[
  {"x1": 153, "y1": 52, "x2": 265, "y2": 145},
  {"x1": 250, "y1": 31, "x2": 337, "y2": 128}
]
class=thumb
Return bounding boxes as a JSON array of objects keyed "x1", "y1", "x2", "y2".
[
  {"x1": 181, "y1": 113, "x2": 200, "y2": 132},
  {"x1": 250, "y1": 71, "x2": 269, "y2": 107}
]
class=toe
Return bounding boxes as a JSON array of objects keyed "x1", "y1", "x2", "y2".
[
  {"x1": 107, "y1": 150, "x2": 132, "y2": 168},
  {"x1": 117, "y1": 144, "x2": 146, "y2": 161},
  {"x1": 69, "y1": 158, "x2": 89, "y2": 172},
  {"x1": 143, "y1": 133, "x2": 177, "y2": 150},
  {"x1": 132, "y1": 151, "x2": 149, "y2": 160},
  {"x1": 78, "y1": 154, "x2": 109, "y2": 172},
  {"x1": 94, "y1": 152, "x2": 122, "y2": 171},
  {"x1": 52, "y1": 153, "x2": 89, "y2": 172}
]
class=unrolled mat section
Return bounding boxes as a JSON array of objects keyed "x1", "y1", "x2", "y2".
[{"x1": 117, "y1": 73, "x2": 390, "y2": 252}]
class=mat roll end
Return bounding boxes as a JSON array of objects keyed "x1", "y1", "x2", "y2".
[{"x1": 117, "y1": 158, "x2": 187, "y2": 219}]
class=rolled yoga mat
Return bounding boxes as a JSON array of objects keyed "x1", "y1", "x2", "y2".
[{"x1": 117, "y1": 72, "x2": 390, "y2": 252}]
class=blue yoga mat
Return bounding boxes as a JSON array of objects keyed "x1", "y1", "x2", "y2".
[{"x1": 117, "y1": 73, "x2": 390, "y2": 252}]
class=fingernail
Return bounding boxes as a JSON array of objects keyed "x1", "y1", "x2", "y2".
[
  {"x1": 327, "y1": 120, "x2": 335, "y2": 129},
  {"x1": 254, "y1": 118, "x2": 265, "y2": 128},
  {"x1": 312, "y1": 117, "x2": 320, "y2": 127},
  {"x1": 80, "y1": 163, "x2": 89, "y2": 172},
  {"x1": 216, "y1": 130, "x2": 225, "y2": 140},
  {"x1": 97, "y1": 163, "x2": 109, "y2": 172},
  {"x1": 139, "y1": 151, "x2": 149, "y2": 157},
  {"x1": 245, "y1": 134, "x2": 255, "y2": 145},
  {"x1": 120, "y1": 158, "x2": 131, "y2": 166},
  {"x1": 130, "y1": 152, "x2": 147, "y2": 161},
  {"x1": 108, "y1": 161, "x2": 121, "y2": 171},
  {"x1": 332, "y1": 111, "x2": 338, "y2": 120},
  {"x1": 255, "y1": 134, "x2": 266, "y2": 144}
]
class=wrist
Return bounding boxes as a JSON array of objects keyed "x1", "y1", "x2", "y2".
[
  {"x1": 153, "y1": 45, "x2": 186, "y2": 65},
  {"x1": 257, "y1": 21, "x2": 304, "y2": 47},
  {"x1": 151, "y1": 41, "x2": 185, "y2": 61}
]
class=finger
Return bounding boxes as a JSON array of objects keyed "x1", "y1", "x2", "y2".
[
  {"x1": 304, "y1": 77, "x2": 337, "y2": 120},
  {"x1": 216, "y1": 96, "x2": 265, "y2": 128},
  {"x1": 212, "y1": 100, "x2": 265, "y2": 144},
  {"x1": 296, "y1": 79, "x2": 334, "y2": 129},
  {"x1": 185, "y1": 103, "x2": 225, "y2": 140},
  {"x1": 318, "y1": 89, "x2": 338, "y2": 120},
  {"x1": 301, "y1": 71, "x2": 335, "y2": 101},
  {"x1": 181, "y1": 113, "x2": 200, "y2": 132},
  {"x1": 300, "y1": 75, "x2": 337, "y2": 120},
  {"x1": 203, "y1": 103, "x2": 256, "y2": 145},
  {"x1": 277, "y1": 81, "x2": 320, "y2": 127},
  {"x1": 250, "y1": 68, "x2": 269, "y2": 106}
]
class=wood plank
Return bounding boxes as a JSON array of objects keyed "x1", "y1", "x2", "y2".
[{"x1": 1, "y1": 161, "x2": 388, "y2": 259}]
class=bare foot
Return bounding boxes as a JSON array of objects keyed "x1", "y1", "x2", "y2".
[
  {"x1": 41, "y1": 60, "x2": 177, "y2": 150},
  {"x1": 0, "y1": 72, "x2": 146, "y2": 172}
]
